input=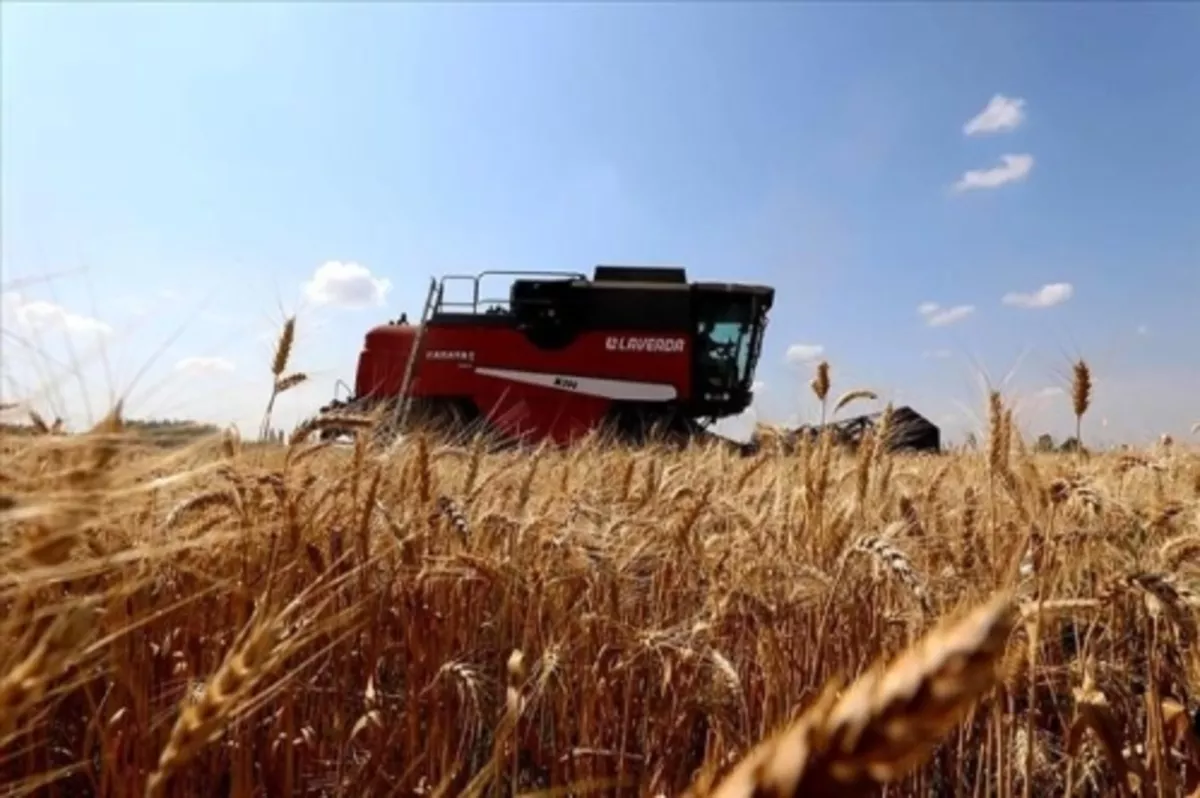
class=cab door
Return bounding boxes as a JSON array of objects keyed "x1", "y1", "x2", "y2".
[{"x1": 690, "y1": 292, "x2": 751, "y2": 402}]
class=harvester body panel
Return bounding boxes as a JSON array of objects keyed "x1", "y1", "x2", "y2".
[{"x1": 356, "y1": 325, "x2": 695, "y2": 444}]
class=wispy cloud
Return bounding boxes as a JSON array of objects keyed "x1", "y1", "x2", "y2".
[
  {"x1": 922, "y1": 349, "x2": 952, "y2": 360},
  {"x1": 918, "y1": 301, "x2": 976, "y2": 327},
  {"x1": 1001, "y1": 282, "x2": 1074, "y2": 309},
  {"x1": 712, "y1": 379, "x2": 767, "y2": 442},
  {"x1": 785, "y1": 343, "x2": 824, "y2": 365},
  {"x1": 303, "y1": 261, "x2": 391, "y2": 308},
  {"x1": 953, "y1": 154, "x2": 1034, "y2": 192},
  {"x1": 963, "y1": 94, "x2": 1027, "y2": 136},
  {"x1": 1, "y1": 292, "x2": 112, "y2": 336},
  {"x1": 175, "y1": 356, "x2": 236, "y2": 375}
]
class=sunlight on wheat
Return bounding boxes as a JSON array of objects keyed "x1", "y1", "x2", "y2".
[{"x1": 2, "y1": 341, "x2": 1199, "y2": 796}]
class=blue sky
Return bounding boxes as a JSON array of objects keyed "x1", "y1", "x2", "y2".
[{"x1": 3, "y1": 2, "x2": 1198, "y2": 444}]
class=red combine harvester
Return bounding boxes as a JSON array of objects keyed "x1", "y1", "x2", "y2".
[{"x1": 311, "y1": 265, "x2": 775, "y2": 449}]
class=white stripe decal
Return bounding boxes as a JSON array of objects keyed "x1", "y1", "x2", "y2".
[{"x1": 474, "y1": 367, "x2": 677, "y2": 402}]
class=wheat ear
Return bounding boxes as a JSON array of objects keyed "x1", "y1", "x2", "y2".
[
  {"x1": 145, "y1": 615, "x2": 285, "y2": 797},
  {"x1": 699, "y1": 590, "x2": 1015, "y2": 797},
  {"x1": 833, "y1": 389, "x2": 878, "y2": 416},
  {"x1": 1071, "y1": 359, "x2": 1091, "y2": 448}
]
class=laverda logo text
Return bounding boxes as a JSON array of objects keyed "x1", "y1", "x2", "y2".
[{"x1": 605, "y1": 336, "x2": 686, "y2": 354}]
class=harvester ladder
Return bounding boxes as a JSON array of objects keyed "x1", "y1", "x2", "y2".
[{"x1": 389, "y1": 276, "x2": 438, "y2": 438}]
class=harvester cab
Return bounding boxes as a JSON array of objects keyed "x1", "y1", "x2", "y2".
[
  {"x1": 310, "y1": 265, "x2": 774, "y2": 447},
  {"x1": 689, "y1": 280, "x2": 772, "y2": 416}
]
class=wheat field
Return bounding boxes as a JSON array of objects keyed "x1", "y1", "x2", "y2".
[{"x1": 4, "y1": 340, "x2": 1200, "y2": 797}]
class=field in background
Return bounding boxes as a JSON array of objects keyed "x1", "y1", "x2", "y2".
[{"x1": 3, "y1": 405, "x2": 1200, "y2": 797}]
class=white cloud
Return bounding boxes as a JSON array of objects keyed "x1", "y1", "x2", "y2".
[
  {"x1": 963, "y1": 94, "x2": 1027, "y2": 136},
  {"x1": 1136, "y1": 324, "x2": 1149, "y2": 336},
  {"x1": 175, "y1": 356, "x2": 236, "y2": 375},
  {"x1": 953, "y1": 154, "x2": 1034, "y2": 192},
  {"x1": 303, "y1": 261, "x2": 391, "y2": 308},
  {"x1": 712, "y1": 382, "x2": 768, "y2": 442},
  {"x1": 1034, "y1": 386, "x2": 1065, "y2": 399},
  {"x1": 1001, "y1": 282, "x2": 1074, "y2": 309},
  {"x1": 712, "y1": 410, "x2": 757, "y2": 442},
  {"x1": 929, "y1": 305, "x2": 975, "y2": 327},
  {"x1": 922, "y1": 349, "x2": 952, "y2": 360},
  {"x1": 918, "y1": 302, "x2": 976, "y2": 327},
  {"x1": 785, "y1": 343, "x2": 825, "y2": 365},
  {"x1": 1, "y1": 292, "x2": 112, "y2": 336}
]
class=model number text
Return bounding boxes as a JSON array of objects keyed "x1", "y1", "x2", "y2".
[{"x1": 426, "y1": 350, "x2": 475, "y2": 361}]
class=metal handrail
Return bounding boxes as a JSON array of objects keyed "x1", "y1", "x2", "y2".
[{"x1": 433, "y1": 270, "x2": 585, "y2": 315}]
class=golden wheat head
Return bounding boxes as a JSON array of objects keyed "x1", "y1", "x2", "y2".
[
  {"x1": 811, "y1": 361, "x2": 831, "y2": 403},
  {"x1": 1071, "y1": 359, "x2": 1091, "y2": 419},
  {"x1": 700, "y1": 591, "x2": 1015, "y2": 798}
]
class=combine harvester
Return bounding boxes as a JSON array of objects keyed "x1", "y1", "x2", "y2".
[{"x1": 306, "y1": 265, "x2": 940, "y2": 454}]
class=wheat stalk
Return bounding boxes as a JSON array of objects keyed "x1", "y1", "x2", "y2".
[{"x1": 5, "y1": 347, "x2": 1196, "y2": 797}]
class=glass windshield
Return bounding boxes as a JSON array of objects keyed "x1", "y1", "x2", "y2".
[
  {"x1": 695, "y1": 298, "x2": 757, "y2": 393},
  {"x1": 699, "y1": 321, "x2": 750, "y2": 381}
]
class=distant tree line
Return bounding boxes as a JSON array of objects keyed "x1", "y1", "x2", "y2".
[
  {"x1": 952, "y1": 432, "x2": 1087, "y2": 454},
  {"x1": 1035, "y1": 433, "x2": 1084, "y2": 453},
  {"x1": 1, "y1": 415, "x2": 293, "y2": 446},
  {"x1": 1, "y1": 417, "x2": 218, "y2": 444}
]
